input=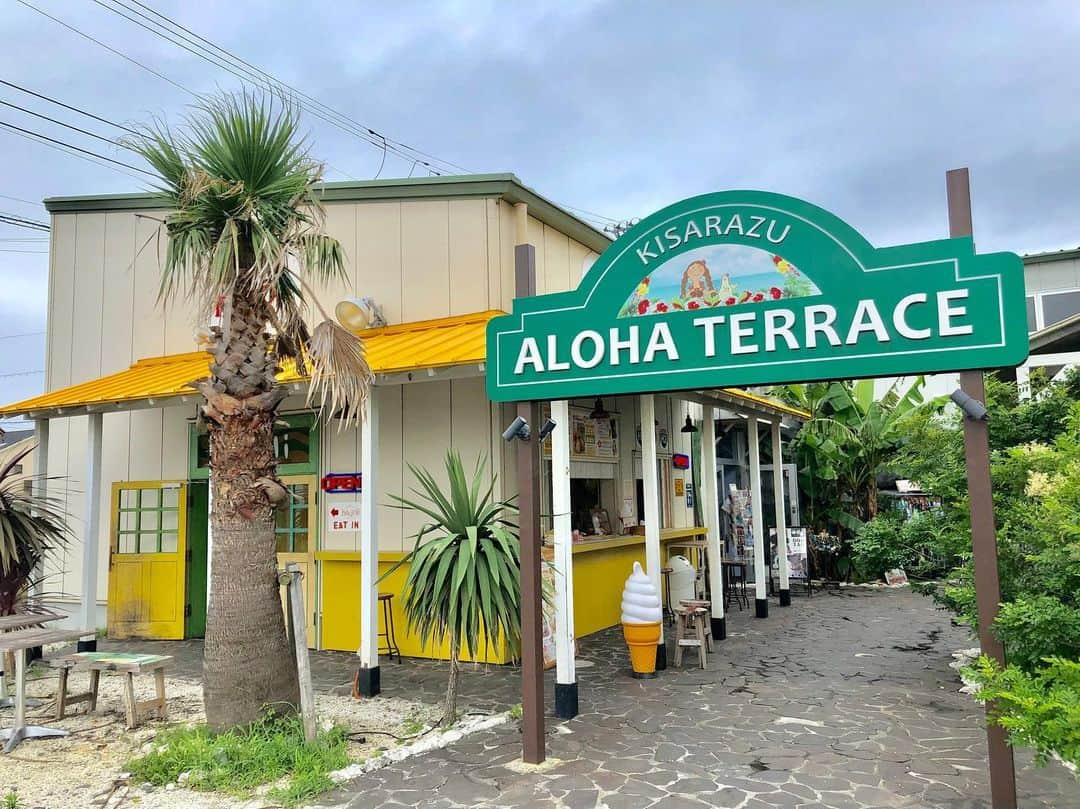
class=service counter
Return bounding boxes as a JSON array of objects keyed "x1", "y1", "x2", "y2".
[{"x1": 543, "y1": 526, "x2": 706, "y2": 638}]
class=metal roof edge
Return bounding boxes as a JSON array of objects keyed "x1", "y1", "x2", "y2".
[
  {"x1": 43, "y1": 173, "x2": 612, "y2": 252},
  {"x1": 1023, "y1": 247, "x2": 1080, "y2": 265}
]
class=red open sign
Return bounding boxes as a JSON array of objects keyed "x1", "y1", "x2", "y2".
[
  {"x1": 672, "y1": 453, "x2": 690, "y2": 470},
  {"x1": 321, "y1": 473, "x2": 362, "y2": 493}
]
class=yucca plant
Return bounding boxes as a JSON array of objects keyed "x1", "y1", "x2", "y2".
[
  {"x1": 0, "y1": 443, "x2": 70, "y2": 616},
  {"x1": 385, "y1": 452, "x2": 521, "y2": 726},
  {"x1": 130, "y1": 92, "x2": 373, "y2": 729}
]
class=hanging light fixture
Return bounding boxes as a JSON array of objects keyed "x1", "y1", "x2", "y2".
[
  {"x1": 588, "y1": 398, "x2": 610, "y2": 420},
  {"x1": 681, "y1": 410, "x2": 698, "y2": 433}
]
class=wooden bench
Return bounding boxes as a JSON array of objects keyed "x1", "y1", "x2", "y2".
[{"x1": 50, "y1": 652, "x2": 173, "y2": 729}]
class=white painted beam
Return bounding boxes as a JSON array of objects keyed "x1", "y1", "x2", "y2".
[
  {"x1": 31, "y1": 420, "x2": 48, "y2": 602},
  {"x1": 80, "y1": 413, "x2": 103, "y2": 642},
  {"x1": 358, "y1": 390, "x2": 380, "y2": 694},
  {"x1": 771, "y1": 420, "x2": 791, "y2": 606},
  {"x1": 640, "y1": 394, "x2": 665, "y2": 664},
  {"x1": 551, "y1": 399, "x2": 577, "y2": 717},
  {"x1": 747, "y1": 416, "x2": 768, "y2": 618},
  {"x1": 701, "y1": 405, "x2": 726, "y2": 638}
]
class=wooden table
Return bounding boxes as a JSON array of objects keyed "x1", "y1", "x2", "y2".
[
  {"x1": 0, "y1": 627, "x2": 90, "y2": 753},
  {"x1": 0, "y1": 611, "x2": 66, "y2": 709}
]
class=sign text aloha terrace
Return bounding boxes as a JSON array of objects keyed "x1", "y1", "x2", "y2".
[{"x1": 486, "y1": 190, "x2": 1029, "y2": 401}]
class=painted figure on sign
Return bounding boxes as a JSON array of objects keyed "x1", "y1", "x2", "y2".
[{"x1": 680, "y1": 260, "x2": 716, "y2": 299}]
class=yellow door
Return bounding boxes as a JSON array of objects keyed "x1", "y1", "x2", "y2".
[
  {"x1": 276, "y1": 475, "x2": 317, "y2": 648},
  {"x1": 107, "y1": 481, "x2": 188, "y2": 639}
]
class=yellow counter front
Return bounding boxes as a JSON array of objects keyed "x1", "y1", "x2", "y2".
[{"x1": 317, "y1": 526, "x2": 707, "y2": 662}]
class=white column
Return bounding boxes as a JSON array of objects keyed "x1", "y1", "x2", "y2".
[
  {"x1": 32, "y1": 419, "x2": 49, "y2": 602},
  {"x1": 747, "y1": 415, "x2": 768, "y2": 618},
  {"x1": 701, "y1": 405, "x2": 725, "y2": 638},
  {"x1": 358, "y1": 390, "x2": 380, "y2": 693},
  {"x1": 640, "y1": 394, "x2": 665, "y2": 662},
  {"x1": 771, "y1": 420, "x2": 791, "y2": 604},
  {"x1": 551, "y1": 400, "x2": 577, "y2": 716},
  {"x1": 80, "y1": 413, "x2": 103, "y2": 641}
]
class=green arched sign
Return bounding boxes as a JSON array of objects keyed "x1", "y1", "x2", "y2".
[{"x1": 486, "y1": 190, "x2": 1029, "y2": 402}]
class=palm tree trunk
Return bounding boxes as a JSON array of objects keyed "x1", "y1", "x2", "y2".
[
  {"x1": 442, "y1": 634, "x2": 461, "y2": 727},
  {"x1": 202, "y1": 294, "x2": 299, "y2": 730}
]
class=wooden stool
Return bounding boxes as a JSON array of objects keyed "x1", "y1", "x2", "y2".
[
  {"x1": 673, "y1": 601, "x2": 711, "y2": 669},
  {"x1": 378, "y1": 593, "x2": 402, "y2": 663},
  {"x1": 50, "y1": 652, "x2": 172, "y2": 729}
]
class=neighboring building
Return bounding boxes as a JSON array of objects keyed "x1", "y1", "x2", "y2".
[
  {"x1": 877, "y1": 247, "x2": 1080, "y2": 400},
  {"x1": 0, "y1": 174, "x2": 800, "y2": 659}
]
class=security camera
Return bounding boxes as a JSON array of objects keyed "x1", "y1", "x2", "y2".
[
  {"x1": 502, "y1": 416, "x2": 531, "y2": 442},
  {"x1": 951, "y1": 389, "x2": 989, "y2": 421},
  {"x1": 537, "y1": 419, "x2": 557, "y2": 441}
]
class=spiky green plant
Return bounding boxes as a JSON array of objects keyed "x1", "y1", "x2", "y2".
[
  {"x1": 384, "y1": 452, "x2": 520, "y2": 726},
  {"x1": 0, "y1": 443, "x2": 70, "y2": 615},
  {"x1": 129, "y1": 91, "x2": 373, "y2": 729}
]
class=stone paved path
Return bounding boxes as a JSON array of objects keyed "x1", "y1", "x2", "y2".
[
  {"x1": 309, "y1": 587, "x2": 1077, "y2": 809},
  {"x1": 103, "y1": 587, "x2": 1078, "y2": 807}
]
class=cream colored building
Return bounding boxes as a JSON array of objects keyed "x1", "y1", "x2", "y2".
[{"x1": 2, "y1": 173, "x2": 801, "y2": 672}]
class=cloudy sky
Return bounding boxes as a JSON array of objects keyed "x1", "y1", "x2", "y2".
[{"x1": 1, "y1": 0, "x2": 1078, "y2": 422}]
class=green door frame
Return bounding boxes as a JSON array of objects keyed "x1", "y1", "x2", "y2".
[{"x1": 185, "y1": 411, "x2": 322, "y2": 638}]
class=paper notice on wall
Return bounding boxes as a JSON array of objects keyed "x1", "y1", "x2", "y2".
[
  {"x1": 786, "y1": 526, "x2": 808, "y2": 579},
  {"x1": 328, "y1": 502, "x2": 362, "y2": 532}
]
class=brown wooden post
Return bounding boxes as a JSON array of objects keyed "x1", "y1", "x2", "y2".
[
  {"x1": 515, "y1": 243, "x2": 545, "y2": 764},
  {"x1": 946, "y1": 167, "x2": 1017, "y2": 809}
]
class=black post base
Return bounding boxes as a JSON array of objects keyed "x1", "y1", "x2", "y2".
[
  {"x1": 630, "y1": 670, "x2": 657, "y2": 679},
  {"x1": 711, "y1": 616, "x2": 727, "y2": 640},
  {"x1": 655, "y1": 642, "x2": 667, "y2": 671},
  {"x1": 356, "y1": 665, "x2": 381, "y2": 697},
  {"x1": 76, "y1": 638, "x2": 97, "y2": 653},
  {"x1": 755, "y1": 598, "x2": 769, "y2": 619},
  {"x1": 554, "y1": 682, "x2": 579, "y2": 719},
  {"x1": 779, "y1": 588, "x2": 792, "y2": 607}
]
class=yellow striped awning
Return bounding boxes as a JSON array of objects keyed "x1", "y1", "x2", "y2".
[
  {"x1": 0, "y1": 310, "x2": 498, "y2": 418},
  {"x1": 0, "y1": 308, "x2": 807, "y2": 421}
]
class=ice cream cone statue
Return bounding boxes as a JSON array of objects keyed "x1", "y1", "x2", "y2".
[{"x1": 621, "y1": 561, "x2": 663, "y2": 678}]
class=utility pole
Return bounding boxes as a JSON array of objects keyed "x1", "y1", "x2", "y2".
[{"x1": 946, "y1": 167, "x2": 1017, "y2": 809}]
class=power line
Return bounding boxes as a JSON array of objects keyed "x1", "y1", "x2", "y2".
[
  {"x1": 0, "y1": 99, "x2": 133, "y2": 151},
  {"x1": 0, "y1": 331, "x2": 45, "y2": 339},
  {"x1": 0, "y1": 212, "x2": 50, "y2": 232},
  {"x1": 0, "y1": 248, "x2": 47, "y2": 254},
  {"x1": 0, "y1": 370, "x2": 43, "y2": 379},
  {"x1": 0, "y1": 238, "x2": 48, "y2": 242},
  {"x1": 14, "y1": 0, "x2": 193, "y2": 96},
  {"x1": 0, "y1": 192, "x2": 41, "y2": 208},
  {"x1": 94, "y1": 0, "x2": 467, "y2": 176},
  {"x1": 0, "y1": 79, "x2": 139, "y2": 135},
  {"x1": 0, "y1": 120, "x2": 154, "y2": 178}
]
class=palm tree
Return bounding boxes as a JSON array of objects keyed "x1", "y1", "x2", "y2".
[
  {"x1": 131, "y1": 93, "x2": 372, "y2": 730},
  {"x1": 385, "y1": 453, "x2": 521, "y2": 726}
]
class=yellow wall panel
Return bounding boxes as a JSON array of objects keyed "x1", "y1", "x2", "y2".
[
  {"x1": 356, "y1": 202, "x2": 402, "y2": 324},
  {"x1": 448, "y1": 200, "x2": 489, "y2": 315},
  {"x1": 70, "y1": 213, "x2": 106, "y2": 384}
]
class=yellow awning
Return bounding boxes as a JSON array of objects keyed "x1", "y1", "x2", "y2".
[
  {"x1": 0, "y1": 308, "x2": 807, "y2": 420},
  {"x1": 0, "y1": 310, "x2": 498, "y2": 418}
]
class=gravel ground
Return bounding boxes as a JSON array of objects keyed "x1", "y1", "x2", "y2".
[{"x1": 0, "y1": 662, "x2": 441, "y2": 809}]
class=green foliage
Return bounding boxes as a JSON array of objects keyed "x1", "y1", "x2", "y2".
[
  {"x1": 126, "y1": 713, "x2": 348, "y2": 807},
  {"x1": 774, "y1": 377, "x2": 944, "y2": 532},
  {"x1": 0, "y1": 443, "x2": 71, "y2": 614},
  {"x1": 852, "y1": 514, "x2": 905, "y2": 579},
  {"x1": 994, "y1": 597, "x2": 1080, "y2": 672},
  {"x1": 967, "y1": 656, "x2": 1080, "y2": 768},
  {"x1": 2, "y1": 789, "x2": 23, "y2": 809},
  {"x1": 386, "y1": 452, "x2": 521, "y2": 660},
  {"x1": 508, "y1": 702, "x2": 523, "y2": 721}
]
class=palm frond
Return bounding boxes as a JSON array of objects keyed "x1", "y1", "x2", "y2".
[{"x1": 305, "y1": 319, "x2": 374, "y2": 426}]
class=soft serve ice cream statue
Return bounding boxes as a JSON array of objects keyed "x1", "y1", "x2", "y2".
[{"x1": 621, "y1": 561, "x2": 663, "y2": 678}]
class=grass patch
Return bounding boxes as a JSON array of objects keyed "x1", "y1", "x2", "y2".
[{"x1": 127, "y1": 713, "x2": 349, "y2": 807}]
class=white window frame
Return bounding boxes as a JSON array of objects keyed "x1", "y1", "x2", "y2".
[{"x1": 1028, "y1": 288, "x2": 1080, "y2": 333}]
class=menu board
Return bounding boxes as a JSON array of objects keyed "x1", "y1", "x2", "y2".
[{"x1": 542, "y1": 405, "x2": 619, "y2": 463}]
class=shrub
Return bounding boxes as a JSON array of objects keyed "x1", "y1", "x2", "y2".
[
  {"x1": 852, "y1": 514, "x2": 906, "y2": 580},
  {"x1": 968, "y1": 656, "x2": 1080, "y2": 769},
  {"x1": 993, "y1": 597, "x2": 1080, "y2": 672}
]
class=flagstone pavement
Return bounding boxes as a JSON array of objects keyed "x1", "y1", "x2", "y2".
[{"x1": 106, "y1": 587, "x2": 1079, "y2": 808}]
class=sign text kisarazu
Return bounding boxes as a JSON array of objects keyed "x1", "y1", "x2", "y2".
[{"x1": 486, "y1": 191, "x2": 1029, "y2": 402}]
